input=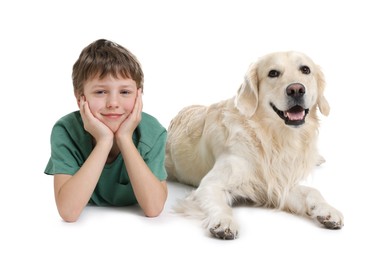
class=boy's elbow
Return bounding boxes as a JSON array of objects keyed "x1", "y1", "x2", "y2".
[
  {"x1": 58, "y1": 207, "x2": 82, "y2": 223},
  {"x1": 61, "y1": 214, "x2": 80, "y2": 223},
  {"x1": 144, "y1": 211, "x2": 162, "y2": 218},
  {"x1": 143, "y1": 186, "x2": 168, "y2": 217},
  {"x1": 143, "y1": 204, "x2": 165, "y2": 218}
]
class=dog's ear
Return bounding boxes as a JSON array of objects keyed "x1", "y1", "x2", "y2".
[
  {"x1": 316, "y1": 66, "x2": 330, "y2": 116},
  {"x1": 235, "y1": 63, "x2": 258, "y2": 117}
]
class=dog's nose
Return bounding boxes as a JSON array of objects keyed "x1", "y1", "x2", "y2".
[{"x1": 286, "y1": 83, "x2": 305, "y2": 98}]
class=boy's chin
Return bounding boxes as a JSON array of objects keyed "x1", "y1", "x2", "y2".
[
  {"x1": 106, "y1": 123, "x2": 122, "y2": 134},
  {"x1": 110, "y1": 127, "x2": 121, "y2": 134}
]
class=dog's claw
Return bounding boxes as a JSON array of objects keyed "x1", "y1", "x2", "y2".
[
  {"x1": 209, "y1": 227, "x2": 238, "y2": 240},
  {"x1": 317, "y1": 215, "x2": 343, "y2": 229}
]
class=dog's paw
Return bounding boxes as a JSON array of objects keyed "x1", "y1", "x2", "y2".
[
  {"x1": 206, "y1": 218, "x2": 239, "y2": 240},
  {"x1": 312, "y1": 203, "x2": 344, "y2": 229},
  {"x1": 316, "y1": 155, "x2": 326, "y2": 166}
]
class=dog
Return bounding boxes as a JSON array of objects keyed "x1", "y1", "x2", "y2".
[{"x1": 165, "y1": 51, "x2": 344, "y2": 239}]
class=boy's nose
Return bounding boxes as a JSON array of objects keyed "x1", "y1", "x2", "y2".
[{"x1": 106, "y1": 94, "x2": 119, "y2": 108}]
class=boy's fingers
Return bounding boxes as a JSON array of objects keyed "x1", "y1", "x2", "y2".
[
  {"x1": 135, "y1": 89, "x2": 143, "y2": 115},
  {"x1": 79, "y1": 97, "x2": 92, "y2": 120},
  {"x1": 79, "y1": 97, "x2": 85, "y2": 115}
]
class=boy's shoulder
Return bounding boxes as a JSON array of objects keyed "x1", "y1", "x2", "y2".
[
  {"x1": 140, "y1": 112, "x2": 165, "y2": 130},
  {"x1": 51, "y1": 111, "x2": 88, "y2": 141},
  {"x1": 53, "y1": 111, "x2": 83, "y2": 130},
  {"x1": 48, "y1": 111, "x2": 93, "y2": 155},
  {"x1": 136, "y1": 112, "x2": 167, "y2": 146}
]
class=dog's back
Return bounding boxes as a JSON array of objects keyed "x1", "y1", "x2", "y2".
[{"x1": 165, "y1": 104, "x2": 212, "y2": 186}]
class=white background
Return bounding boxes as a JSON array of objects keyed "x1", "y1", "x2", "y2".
[{"x1": 1, "y1": 0, "x2": 382, "y2": 259}]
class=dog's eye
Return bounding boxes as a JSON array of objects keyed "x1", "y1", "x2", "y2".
[
  {"x1": 300, "y1": 65, "x2": 311, "y2": 74},
  {"x1": 268, "y1": 70, "x2": 280, "y2": 78}
]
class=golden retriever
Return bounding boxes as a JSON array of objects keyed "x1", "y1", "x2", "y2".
[{"x1": 165, "y1": 51, "x2": 344, "y2": 239}]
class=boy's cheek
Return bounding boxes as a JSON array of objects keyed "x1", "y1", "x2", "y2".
[
  {"x1": 86, "y1": 101, "x2": 99, "y2": 117},
  {"x1": 127, "y1": 102, "x2": 135, "y2": 112}
]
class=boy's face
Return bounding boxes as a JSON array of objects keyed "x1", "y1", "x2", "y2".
[{"x1": 80, "y1": 74, "x2": 138, "y2": 133}]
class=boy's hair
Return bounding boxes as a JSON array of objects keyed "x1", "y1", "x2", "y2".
[{"x1": 72, "y1": 39, "x2": 144, "y2": 97}]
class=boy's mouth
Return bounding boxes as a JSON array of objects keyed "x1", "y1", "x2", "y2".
[{"x1": 102, "y1": 113, "x2": 124, "y2": 119}]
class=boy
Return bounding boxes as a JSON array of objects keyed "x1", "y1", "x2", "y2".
[{"x1": 44, "y1": 39, "x2": 168, "y2": 222}]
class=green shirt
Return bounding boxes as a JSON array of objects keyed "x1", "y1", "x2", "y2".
[{"x1": 44, "y1": 110, "x2": 167, "y2": 206}]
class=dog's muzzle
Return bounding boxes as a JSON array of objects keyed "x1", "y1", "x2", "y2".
[
  {"x1": 271, "y1": 103, "x2": 309, "y2": 126},
  {"x1": 271, "y1": 83, "x2": 309, "y2": 126}
]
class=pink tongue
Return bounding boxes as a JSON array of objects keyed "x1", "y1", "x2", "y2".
[{"x1": 286, "y1": 111, "x2": 304, "y2": 120}]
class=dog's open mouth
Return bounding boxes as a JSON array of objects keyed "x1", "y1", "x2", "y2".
[{"x1": 271, "y1": 103, "x2": 309, "y2": 126}]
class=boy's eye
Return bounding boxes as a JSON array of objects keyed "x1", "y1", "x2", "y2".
[
  {"x1": 121, "y1": 90, "x2": 131, "y2": 95},
  {"x1": 95, "y1": 90, "x2": 106, "y2": 94}
]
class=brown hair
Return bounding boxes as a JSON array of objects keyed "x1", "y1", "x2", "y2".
[{"x1": 72, "y1": 39, "x2": 144, "y2": 97}]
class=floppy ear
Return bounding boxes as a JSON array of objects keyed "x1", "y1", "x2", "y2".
[
  {"x1": 234, "y1": 63, "x2": 258, "y2": 118},
  {"x1": 316, "y1": 67, "x2": 330, "y2": 116}
]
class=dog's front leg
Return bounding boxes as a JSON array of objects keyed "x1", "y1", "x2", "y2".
[
  {"x1": 285, "y1": 185, "x2": 344, "y2": 229},
  {"x1": 193, "y1": 157, "x2": 248, "y2": 240},
  {"x1": 194, "y1": 183, "x2": 238, "y2": 240}
]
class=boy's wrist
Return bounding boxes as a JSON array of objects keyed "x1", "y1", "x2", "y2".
[
  {"x1": 94, "y1": 137, "x2": 113, "y2": 150},
  {"x1": 116, "y1": 134, "x2": 134, "y2": 149}
]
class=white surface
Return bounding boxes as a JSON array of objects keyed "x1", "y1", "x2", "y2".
[{"x1": 1, "y1": 0, "x2": 382, "y2": 259}]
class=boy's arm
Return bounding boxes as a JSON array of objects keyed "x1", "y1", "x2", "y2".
[
  {"x1": 54, "y1": 97, "x2": 114, "y2": 222},
  {"x1": 54, "y1": 139, "x2": 112, "y2": 222},
  {"x1": 117, "y1": 138, "x2": 168, "y2": 217},
  {"x1": 116, "y1": 90, "x2": 168, "y2": 217}
]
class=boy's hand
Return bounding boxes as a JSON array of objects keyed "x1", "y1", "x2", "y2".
[
  {"x1": 116, "y1": 89, "x2": 143, "y2": 141},
  {"x1": 79, "y1": 96, "x2": 114, "y2": 144}
]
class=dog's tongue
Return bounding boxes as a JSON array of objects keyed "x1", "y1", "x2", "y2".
[{"x1": 284, "y1": 106, "x2": 305, "y2": 121}]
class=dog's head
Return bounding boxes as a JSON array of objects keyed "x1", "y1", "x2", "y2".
[{"x1": 235, "y1": 51, "x2": 329, "y2": 127}]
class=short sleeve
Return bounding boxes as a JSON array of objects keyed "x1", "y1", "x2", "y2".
[
  {"x1": 142, "y1": 130, "x2": 168, "y2": 181},
  {"x1": 135, "y1": 113, "x2": 168, "y2": 181},
  {"x1": 44, "y1": 112, "x2": 92, "y2": 175}
]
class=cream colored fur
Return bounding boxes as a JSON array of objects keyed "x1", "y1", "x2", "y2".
[{"x1": 165, "y1": 51, "x2": 343, "y2": 239}]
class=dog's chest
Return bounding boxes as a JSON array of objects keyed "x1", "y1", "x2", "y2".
[{"x1": 233, "y1": 122, "x2": 317, "y2": 178}]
